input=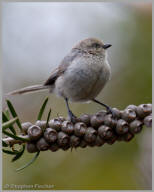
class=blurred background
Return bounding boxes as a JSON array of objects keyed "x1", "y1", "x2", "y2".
[{"x1": 2, "y1": 2, "x2": 152, "y2": 190}]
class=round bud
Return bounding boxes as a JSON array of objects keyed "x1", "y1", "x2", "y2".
[
  {"x1": 106, "y1": 135, "x2": 117, "y2": 145},
  {"x1": 70, "y1": 135, "x2": 80, "y2": 147},
  {"x1": 49, "y1": 118, "x2": 62, "y2": 131},
  {"x1": 98, "y1": 125, "x2": 113, "y2": 139},
  {"x1": 116, "y1": 136, "x2": 124, "y2": 142},
  {"x1": 28, "y1": 125, "x2": 43, "y2": 141},
  {"x1": 79, "y1": 140, "x2": 87, "y2": 148},
  {"x1": 96, "y1": 110, "x2": 107, "y2": 116},
  {"x1": 36, "y1": 138, "x2": 50, "y2": 151},
  {"x1": 129, "y1": 120, "x2": 143, "y2": 134},
  {"x1": 26, "y1": 142, "x2": 38, "y2": 153},
  {"x1": 74, "y1": 122, "x2": 87, "y2": 137},
  {"x1": 111, "y1": 108, "x2": 121, "y2": 119},
  {"x1": 104, "y1": 114, "x2": 117, "y2": 128},
  {"x1": 57, "y1": 116, "x2": 66, "y2": 122},
  {"x1": 44, "y1": 128, "x2": 57, "y2": 143},
  {"x1": 49, "y1": 143, "x2": 59, "y2": 152},
  {"x1": 61, "y1": 121, "x2": 74, "y2": 134},
  {"x1": 144, "y1": 114, "x2": 152, "y2": 128},
  {"x1": 136, "y1": 104, "x2": 152, "y2": 118},
  {"x1": 22, "y1": 122, "x2": 33, "y2": 134},
  {"x1": 126, "y1": 104, "x2": 137, "y2": 112},
  {"x1": 57, "y1": 132, "x2": 69, "y2": 147},
  {"x1": 35, "y1": 120, "x2": 47, "y2": 129},
  {"x1": 61, "y1": 144, "x2": 70, "y2": 151},
  {"x1": 90, "y1": 113, "x2": 104, "y2": 128},
  {"x1": 95, "y1": 135, "x2": 105, "y2": 146},
  {"x1": 121, "y1": 109, "x2": 136, "y2": 122},
  {"x1": 84, "y1": 127, "x2": 97, "y2": 143},
  {"x1": 122, "y1": 132, "x2": 134, "y2": 142},
  {"x1": 88, "y1": 142, "x2": 95, "y2": 147},
  {"x1": 79, "y1": 114, "x2": 91, "y2": 126},
  {"x1": 116, "y1": 119, "x2": 129, "y2": 135}
]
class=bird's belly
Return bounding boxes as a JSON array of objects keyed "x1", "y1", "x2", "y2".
[{"x1": 55, "y1": 65, "x2": 109, "y2": 102}]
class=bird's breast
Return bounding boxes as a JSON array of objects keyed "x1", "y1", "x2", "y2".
[{"x1": 55, "y1": 55, "x2": 111, "y2": 101}]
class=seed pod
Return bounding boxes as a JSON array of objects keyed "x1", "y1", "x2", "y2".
[
  {"x1": 84, "y1": 127, "x2": 97, "y2": 143},
  {"x1": 44, "y1": 128, "x2": 57, "y2": 143},
  {"x1": 79, "y1": 114, "x2": 91, "y2": 126},
  {"x1": 98, "y1": 125, "x2": 113, "y2": 139},
  {"x1": 106, "y1": 135, "x2": 117, "y2": 145},
  {"x1": 116, "y1": 136, "x2": 124, "y2": 141},
  {"x1": 129, "y1": 120, "x2": 143, "y2": 134},
  {"x1": 122, "y1": 132, "x2": 134, "y2": 142},
  {"x1": 61, "y1": 121, "x2": 74, "y2": 134},
  {"x1": 79, "y1": 140, "x2": 87, "y2": 148},
  {"x1": 74, "y1": 122, "x2": 87, "y2": 137},
  {"x1": 88, "y1": 142, "x2": 95, "y2": 147},
  {"x1": 36, "y1": 137, "x2": 50, "y2": 151},
  {"x1": 49, "y1": 143, "x2": 59, "y2": 152},
  {"x1": 90, "y1": 113, "x2": 105, "y2": 128},
  {"x1": 35, "y1": 120, "x2": 47, "y2": 129},
  {"x1": 70, "y1": 135, "x2": 80, "y2": 147},
  {"x1": 121, "y1": 108, "x2": 136, "y2": 122},
  {"x1": 136, "y1": 104, "x2": 152, "y2": 118},
  {"x1": 104, "y1": 114, "x2": 117, "y2": 128},
  {"x1": 126, "y1": 104, "x2": 137, "y2": 112},
  {"x1": 111, "y1": 108, "x2": 121, "y2": 119},
  {"x1": 26, "y1": 142, "x2": 38, "y2": 153},
  {"x1": 58, "y1": 116, "x2": 66, "y2": 122},
  {"x1": 95, "y1": 110, "x2": 107, "y2": 120},
  {"x1": 22, "y1": 122, "x2": 33, "y2": 134},
  {"x1": 116, "y1": 119, "x2": 129, "y2": 135},
  {"x1": 49, "y1": 118, "x2": 62, "y2": 131},
  {"x1": 61, "y1": 144, "x2": 70, "y2": 151},
  {"x1": 95, "y1": 135, "x2": 105, "y2": 146},
  {"x1": 28, "y1": 125, "x2": 43, "y2": 140},
  {"x1": 144, "y1": 114, "x2": 152, "y2": 128},
  {"x1": 57, "y1": 132, "x2": 69, "y2": 146},
  {"x1": 96, "y1": 110, "x2": 107, "y2": 116}
]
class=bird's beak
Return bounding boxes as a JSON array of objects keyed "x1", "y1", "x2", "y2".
[{"x1": 103, "y1": 44, "x2": 112, "y2": 49}]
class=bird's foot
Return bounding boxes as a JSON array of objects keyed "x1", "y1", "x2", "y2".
[
  {"x1": 106, "y1": 106, "x2": 117, "y2": 118},
  {"x1": 68, "y1": 110, "x2": 77, "y2": 123}
]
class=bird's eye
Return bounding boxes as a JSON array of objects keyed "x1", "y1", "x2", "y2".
[{"x1": 93, "y1": 43, "x2": 101, "y2": 48}]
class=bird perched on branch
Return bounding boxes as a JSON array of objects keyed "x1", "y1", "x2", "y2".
[{"x1": 8, "y1": 38, "x2": 112, "y2": 122}]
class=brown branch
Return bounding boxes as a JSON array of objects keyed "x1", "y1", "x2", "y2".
[{"x1": 3, "y1": 104, "x2": 152, "y2": 153}]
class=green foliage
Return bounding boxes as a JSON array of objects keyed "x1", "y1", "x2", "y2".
[
  {"x1": 2, "y1": 98, "x2": 49, "y2": 172},
  {"x1": 2, "y1": 112, "x2": 16, "y2": 135},
  {"x1": 2, "y1": 141, "x2": 8, "y2": 147},
  {"x1": 16, "y1": 151, "x2": 40, "y2": 172},
  {"x1": 6, "y1": 100, "x2": 22, "y2": 130},
  {"x1": 37, "y1": 97, "x2": 49, "y2": 120},
  {"x1": 3, "y1": 130, "x2": 29, "y2": 142},
  {"x1": 46, "y1": 108, "x2": 51, "y2": 128},
  {"x1": 3, "y1": 149, "x2": 19, "y2": 155},
  {"x1": 2, "y1": 117, "x2": 18, "y2": 131},
  {"x1": 12, "y1": 145, "x2": 25, "y2": 162}
]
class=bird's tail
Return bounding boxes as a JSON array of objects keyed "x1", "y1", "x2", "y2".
[{"x1": 7, "y1": 84, "x2": 51, "y2": 95}]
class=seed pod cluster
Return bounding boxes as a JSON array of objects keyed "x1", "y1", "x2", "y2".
[{"x1": 21, "y1": 104, "x2": 152, "y2": 153}]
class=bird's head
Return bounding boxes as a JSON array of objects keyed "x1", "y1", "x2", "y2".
[{"x1": 73, "y1": 38, "x2": 112, "y2": 55}]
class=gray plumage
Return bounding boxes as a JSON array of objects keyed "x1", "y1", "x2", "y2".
[
  {"x1": 7, "y1": 38, "x2": 111, "y2": 103},
  {"x1": 7, "y1": 85, "x2": 50, "y2": 95}
]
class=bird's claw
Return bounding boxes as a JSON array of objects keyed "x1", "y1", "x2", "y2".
[
  {"x1": 68, "y1": 110, "x2": 77, "y2": 123},
  {"x1": 107, "y1": 107, "x2": 116, "y2": 118}
]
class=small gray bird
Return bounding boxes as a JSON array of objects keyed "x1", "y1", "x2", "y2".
[{"x1": 8, "y1": 38, "x2": 112, "y2": 122}]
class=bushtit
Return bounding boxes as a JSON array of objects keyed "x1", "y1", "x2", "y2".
[{"x1": 8, "y1": 38, "x2": 112, "y2": 122}]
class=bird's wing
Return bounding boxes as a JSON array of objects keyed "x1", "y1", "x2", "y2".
[
  {"x1": 44, "y1": 59, "x2": 70, "y2": 86},
  {"x1": 44, "y1": 49, "x2": 80, "y2": 86}
]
